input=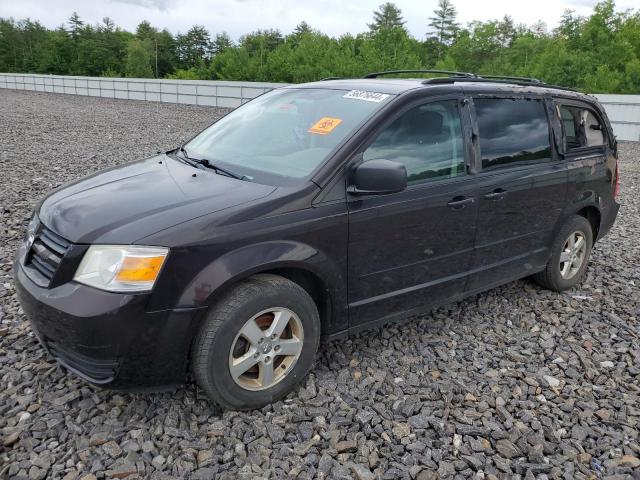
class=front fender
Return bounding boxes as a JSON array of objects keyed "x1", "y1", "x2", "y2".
[{"x1": 176, "y1": 240, "x2": 347, "y2": 329}]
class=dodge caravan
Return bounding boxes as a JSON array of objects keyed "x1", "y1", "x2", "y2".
[{"x1": 14, "y1": 71, "x2": 620, "y2": 409}]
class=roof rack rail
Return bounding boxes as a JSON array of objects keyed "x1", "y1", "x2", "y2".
[
  {"x1": 364, "y1": 69, "x2": 476, "y2": 79},
  {"x1": 423, "y1": 77, "x2": 537, "y2": 86},
  {"x1": 478, "y1": 75, "x2": 543, "y2": 84},
  {"x1": 320, "y1": 76, "x2": 344, "y2": 81},
  {"x1": 422, "y1": 75, "x2": 579, "y2": 92}
]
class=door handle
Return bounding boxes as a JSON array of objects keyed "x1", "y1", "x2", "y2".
[
  {"x1": 483, "y1": 188, "x2": 507, "y2": 200},
  {"x1": 447, "y1": 196, "x2": 474, "y2": 209}
]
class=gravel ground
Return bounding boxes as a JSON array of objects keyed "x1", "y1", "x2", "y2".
[{"x1": 1, "y1": 89, "x2": 639, "y2": 480}]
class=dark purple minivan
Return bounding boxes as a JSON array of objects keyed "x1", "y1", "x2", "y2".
[{"x1": 14, "y1": 71, "x2": 620, "y2": 409}]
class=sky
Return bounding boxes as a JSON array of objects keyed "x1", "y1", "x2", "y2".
[{"x1": 0, "y1": 0, "x2": 637, "y2": 40}]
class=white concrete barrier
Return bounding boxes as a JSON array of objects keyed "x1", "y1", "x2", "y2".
[
  {"x1": 1, "y1": 73, "x2": 638, "y2": 140},
  {"x1": 0, "y1": 73, "x2": 287, "y2": 109},
  {"x1": 593, "y1": 94, "x2": 640, "y2": 142}
]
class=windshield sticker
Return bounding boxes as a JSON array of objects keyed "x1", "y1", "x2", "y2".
[
  {"x1": 308, "y1": 117, "x2": 343, "y2": 135},
  {"x1": 343, "y1": 90, "x2": 390, "y2": 103}
]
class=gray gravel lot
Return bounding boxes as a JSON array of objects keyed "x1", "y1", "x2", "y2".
[{"x1": 1, "y1": 89, "x2": 639, "y2": 480}]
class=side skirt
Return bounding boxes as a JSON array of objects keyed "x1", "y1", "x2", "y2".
[{"x1": 321, "y1": 266, "x2": 546, "y2": 343}]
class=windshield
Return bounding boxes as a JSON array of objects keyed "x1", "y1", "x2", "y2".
[{"x1": 185, "y1": 87, "x2": 395, "y2": 185}]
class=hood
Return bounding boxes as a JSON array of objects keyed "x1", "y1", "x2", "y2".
[{"x1": 38, "y1": 155, "x2": 276, "y2": 244}]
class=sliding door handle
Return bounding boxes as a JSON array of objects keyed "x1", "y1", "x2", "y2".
[
  {"x1": 483, "y1": 188, "x2": 507, "y2": 200},
  {"x1": 447, "y1": 196, "x2": 474, "y2": 209}
]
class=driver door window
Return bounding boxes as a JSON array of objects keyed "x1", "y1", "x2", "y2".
[{"x1": 363, "y1": 100, "x2": 465, "y2": 185}]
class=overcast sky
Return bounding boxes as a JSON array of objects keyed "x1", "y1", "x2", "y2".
[{"x1": 0, "y1": 0, "x2": 637, "y2": 40}]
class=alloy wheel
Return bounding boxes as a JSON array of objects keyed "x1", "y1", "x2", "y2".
[
  {"x1": 228, "y1": 307, "x2": 304, "y2": 391},
  {"x1": 559, "y1": 230, "x2": 587, "y2": 279}
]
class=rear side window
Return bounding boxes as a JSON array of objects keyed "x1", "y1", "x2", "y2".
[
  {"x1": 474, "y1": 98, "x2": 551, "y2": 170},
  {"x1": 363, "y1": 99, "x2": 465, "y2": 185},
  {"x1": 558, "y1": 104, "x2": 605, "y2": 150}
]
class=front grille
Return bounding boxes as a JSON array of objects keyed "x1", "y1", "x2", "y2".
[
  {"x1": 47, "y1": 341, "x2": 118, "y2": 384},
  {"x1": 27, "y1": 226, "x2": 72, "y2": 284}
]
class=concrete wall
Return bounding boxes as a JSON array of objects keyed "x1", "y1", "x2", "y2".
[
  {"x1": 1, "y1": 73, "x2": 638, "y2": 141},
  {"x1": 0, "y1": 73, "x2": 286, "y2": 108},
  {"x1": 593, "y1": 94, "x2": 640, "y2": 142}
]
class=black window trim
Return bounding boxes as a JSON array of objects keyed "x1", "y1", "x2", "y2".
[
  {"x1": 553, "y1": 98, "x2": 608, "y2": 157},
  {"x1": 348, "y1": 93, "x2": 473, "y2": 192},
  {"x1": 469, "y1": 93, "x2": 554, "y2": 174}
]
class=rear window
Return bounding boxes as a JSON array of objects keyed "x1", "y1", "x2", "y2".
[
  {"x1": 558, "y1": 104, "x2": 605, "y2": 150},
  {"x1": 474, "y1": 98, "x2": 551, "y2": 170}
]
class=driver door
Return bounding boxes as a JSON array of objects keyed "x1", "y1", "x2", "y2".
[{"x1": 347, "y1": 96, "x2": 479, "y2": 328}]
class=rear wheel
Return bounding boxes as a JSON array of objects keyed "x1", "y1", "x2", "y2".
[
  {"x1": 534, "y1": 215, "x2": 593, "y2": 292},
  {"x1": 191, "y1": 274, "x2": 320, "y2": 410}
]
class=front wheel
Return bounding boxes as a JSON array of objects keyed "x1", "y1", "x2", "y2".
[
  {"x1": 191, "y1": 274, "x2": 320, "y2": 410},
  {"x1": 534, "y1": 215, "x2": 593, "y2": 292}
]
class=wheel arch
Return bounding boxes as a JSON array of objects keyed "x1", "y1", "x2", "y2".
[
  {"x1": 576, "y1": 205, "x2": 601, "y2": 241},
  {"x1": 179, "y1": 240, "x2": 346, "y2": 336}
]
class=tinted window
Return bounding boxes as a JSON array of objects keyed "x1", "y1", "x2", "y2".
[
  {"x1": 363, "y1": 100, "x2": 465, "y2": 184},
  {"x1": 558, "y1": 105, "x2": 605, "y2": 150},
  {"x1": 475, "y1": 98, "x2": 551, "y2": 170}
]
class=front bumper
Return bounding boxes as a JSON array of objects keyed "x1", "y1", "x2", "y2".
[{"x1": 14, "y1": 260, "x2": 205, "y2": 390}]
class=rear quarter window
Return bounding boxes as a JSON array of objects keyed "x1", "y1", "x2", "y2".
[
  {"x1": 557, "y1": 104, "x2": 605, "y2": 151},
  {"x1": 474, "y1": 97, "x2": 551, "y2": 171}
]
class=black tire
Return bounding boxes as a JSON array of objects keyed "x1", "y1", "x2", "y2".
[
  {"x1": 191, "y1": 273, "x2": 320, "y2": 410},
  {"x1": 534, "y1": 215, "x2": 593, "y2": 292}
]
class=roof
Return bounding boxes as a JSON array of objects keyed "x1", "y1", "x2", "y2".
[
  {"x1": 290, "y1": 78, "x2": 426, "y2": 94},
  {"x1": 288, "y1": 77, "x2": 589, "y2": 100}
]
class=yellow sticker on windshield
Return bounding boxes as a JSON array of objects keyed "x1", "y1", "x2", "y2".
[{"x1": 308, "y1": 117, "x2": 342, "y2": 135}]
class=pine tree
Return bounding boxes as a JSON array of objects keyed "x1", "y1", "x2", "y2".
[
  {"x1": 176, "y1": 25, "x2": 212, "y2": 68},
  {"x1": 67, "y1": 12, "x2": 83, "y2": 39},
  {"x1": 428, "y1": 0, "x2": 459, "y2": 45},
  {"x1": 135, "y1": 20, "x2": 156, "y2": 41},
  {"x1": 368, "y1": 3, "x2": 405, "y2": 33},
  {"x1": 293, "y1": 21, "x2": 313, "y2": 37},
  {"x1": 497, "y1": 15, "x2": 517, "y2": 47},
  {"x1": 289, "y1": 22, "x2": 314, "y2": 48},
  {"x1": 212, "y1": 32, "x2": 232, "y2": 55}
]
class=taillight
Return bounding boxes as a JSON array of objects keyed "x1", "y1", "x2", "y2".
[{"x1": 613, "y1": 159, "x2": 620, "y2": 198}]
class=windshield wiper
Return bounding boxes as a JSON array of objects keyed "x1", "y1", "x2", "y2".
[
  {"x1": 197, "y1": 158, "x2": 249, "y2": 180},
  {"x1": 176, "y1": 146, "x2": 249, "y2": 181},
  {"x1": 175, "y1": 146, "x2": 198, "y2": 167}
]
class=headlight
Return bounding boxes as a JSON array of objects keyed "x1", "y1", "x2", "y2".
[
  {"x1": 26, "y1": 214, "x2": 40, "y2": 247},
  {"x1": 74, "y1": 245, "x2": 168, "y2": 292}
]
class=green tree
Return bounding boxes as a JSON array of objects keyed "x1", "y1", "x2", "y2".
[
  {"x1": 176, "y1": 25, "x2": 212, "y2": 68},
  {"x1": 368, "y1": 3, "x2": 405, "y2": 33},
  {"x1": 288, "y1": 21, "x2": 314, "y2": 48},
  {"x1": 428, "y1": 0, "x2": 459, "y2": 44},
  {"x1": 212, "y1": 32, "x2": 232, "y2": 55},
  {"x1": 125, "y1": 38, "x2": 153, "y2": 77},
  {"x1": 67, "y1": 12, "x2": 83, "y2": 39},
  {"x1": 293, "y1": 21, "x2": 312, "y2": 37},
  {"x1": 1, "y1": 1, "x2": 639, "y2": 92},
  {"x1": 134, "y1": 21, "x2": 177, "y2": 77}
]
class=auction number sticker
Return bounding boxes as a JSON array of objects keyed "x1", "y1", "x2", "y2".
[
  {"x1": 308, "y1": 117, "x2": 343, "y2": 135},
  {"x1": 343, "y1": 90, "x2": 390, "y2": 102}
]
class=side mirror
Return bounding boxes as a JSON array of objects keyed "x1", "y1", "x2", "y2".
[{"x1": 347, "y1": 159, "x2": 407, "y2": 195}]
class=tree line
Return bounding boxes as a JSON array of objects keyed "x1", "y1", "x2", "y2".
[{"x1": 1, "y1": 0, "x2": 638, "y2": 93}]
